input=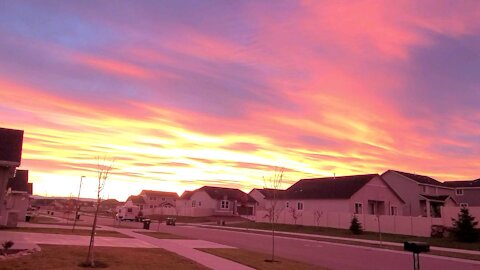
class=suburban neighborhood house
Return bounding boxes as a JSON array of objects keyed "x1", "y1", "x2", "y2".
[
  {"x1": 382, "y1": 170, "x2": 457, "y2": 217},
  {"x1": 5, "y1": 169, "x2": 32, "y2": 223},
  {"x1": 125, "y1": 190, "x2": 179, "y2": 210},
  {"x1": 275, "y1": 174, "x2": 405, "y2": 217},
  {"x1": 178, "y1": 186, "x2": 257, "y2": 217},
  {"x1": 249, "y1": 188, "x2": 286, "y2": 210},
  {"x1": 443, "y1": 178, "x2": 480, "y2": 207},
  {"x1": 0, "y1": 127, "x2": 24, "y2": 227}
]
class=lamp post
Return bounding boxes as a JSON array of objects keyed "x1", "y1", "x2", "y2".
[{"x1": 72, "y1": 176, "x2": 85, "y2": 231}]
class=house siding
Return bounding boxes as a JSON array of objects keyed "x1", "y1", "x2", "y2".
[{"x1": 454, "y1": 188, "x2": 480, "y2": 206}]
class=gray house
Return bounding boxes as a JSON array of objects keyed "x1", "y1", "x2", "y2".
[
  {"x1": 382, "y1": 170, "x2": 457, "y2": 217},
  {"x1": 443, "y1": 179, "x2": 480, "y2": 207}
]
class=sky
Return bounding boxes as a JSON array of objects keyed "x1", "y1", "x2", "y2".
[{"x1": 0, "y1": 1, "x2": 479, "y2": 201}]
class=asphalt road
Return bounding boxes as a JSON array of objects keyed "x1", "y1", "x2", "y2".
[{"x1": 155, "y1": 225, "x2": 480, "y2": 270}]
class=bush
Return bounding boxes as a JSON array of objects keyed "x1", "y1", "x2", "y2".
[
  {"x1": 452, "y1": 207, "x2": 479, "y2": 242},
  {"x1": 2, "y1": 240, "x2": 14, "y2": 255},
  {"x1": 349, "y1": 215, "x2": 363, "y2": 235}
]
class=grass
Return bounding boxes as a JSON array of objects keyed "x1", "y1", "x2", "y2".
[
  {"x1": 146, "y1": 215, "x2": 247, "y2": 224},
  {"x1": 0, "y1": 245, "x2": 209, "y2": 270},
  {"x1": 29, "y1": 215, "x2": 61, "y2": 224},
  {"x1": 198, "y1": 248, "x2": 329, "y2": 270},
  {"x1": 229, "y1": 222, "x2": 480, "y2": 251},
  {"x1": 136, "y1": 231, "x2": 190, "y2": 239},
  {"x1": 0, "y1": 227, "x2": 131, "y2": 238}
]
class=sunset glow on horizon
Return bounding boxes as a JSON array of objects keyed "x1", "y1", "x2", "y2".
[{"x1": 1, "y1": 1, "x2": 479, "y2": 200}]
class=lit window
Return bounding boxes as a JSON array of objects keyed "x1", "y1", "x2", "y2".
[
  {"x1": 354, "y1": 203, "x2": 363, "y2": 214},
  {"x1": 456, "y1": 189, "x2": 464, "y2": 196}
]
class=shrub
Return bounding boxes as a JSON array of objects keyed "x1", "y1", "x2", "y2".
[
  {"x1": 2, "y1": 240, "x2": 14, "y2": 255},
  {"x1": 349, "y1": 215, "x2": 363, "y2": 235},
  {"x1": 452, "y1": 207, "x2": 479, "y2": 242}
]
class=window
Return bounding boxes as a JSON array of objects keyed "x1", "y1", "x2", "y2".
[
  {"x1": 460, "y1": 203, "x2": 468, "y2": 208},
  {"x1": 127, "y1": 208, "x2": 132, "y2": 213},
  {"x1": 456, "y1": 189, "x2": 464, "y2": 196},
  {"x1": 422, "y1": 185, "x2": 427, "y2": 194},
  {"x1": 297, "y1": 202, "x2": 304, "y2": 211},
  {"x1": 192, "y1": 200, "x2": 196, "y2": 208},
  {"x1": 285, "y1": 201, "x2": 290, "y2": 208},
  {"x1": 390, "y1": 206, "x2": 398, "y2": 216},
  {"x1": 220, "y1": 200, "x2": 230, "y2": 209},
  {"x1": 198, "y1": 201, "x2": 202, "y2": 207},
  {"x1": 354, "y1": 203, "x2": 363, "y2": 214}
]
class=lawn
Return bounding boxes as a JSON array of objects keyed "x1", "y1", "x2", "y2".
[
  {"x1": 29, "y1": 215, "x2": 61, "y2": 224},
  {"x1": 0, "y1": 245, "x2": 209, "y2": 270},
  {"x1": 0, "y1": 227, "x2": 131, "y2": 238},
  {"x1": 198, "y1": 248, "x2": 329, "y2": 270},
  {"x1": 146, "y1": 215, "x2": 247, "y2": 224},
  {"x1": 136, "y1": 231, "x2": 190, "y2": 239},
  {"x1": 229, "y1": 222, "x2": 480, "y2": 251}
]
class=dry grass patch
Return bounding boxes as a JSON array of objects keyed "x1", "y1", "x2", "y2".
[
  {"x1": 198, "y1": 248, "x2": 329, "y2": 270},
  {"x1": 136, "y1": 231, "x2": 191, "y2": 239},
  {"x1": 0, "y1": 245, "x2": 208, "y2": 270},
  {"x1": 0, "y1": 227, "x2": 131, "y2": 238}
]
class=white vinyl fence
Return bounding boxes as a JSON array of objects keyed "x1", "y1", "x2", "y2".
[{"x1": 254, "y1": 206, "x2": 480, "y2": 237}]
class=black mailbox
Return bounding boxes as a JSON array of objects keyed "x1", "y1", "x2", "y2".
[{"x1": 404, "y1": 241, "x2": 430, "y2": 253}]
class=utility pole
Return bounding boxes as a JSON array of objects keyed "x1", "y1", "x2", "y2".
[{"x1": 72, "y1": 176, "x2": 85, "y2": 231}]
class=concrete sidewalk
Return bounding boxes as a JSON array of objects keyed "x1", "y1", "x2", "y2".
[
  {"x1": 105, "y1": 226, "x2": 254, "y2": 270},
  {"x1": 195, "y1": 224, "x2": 480, "y2": 256}
]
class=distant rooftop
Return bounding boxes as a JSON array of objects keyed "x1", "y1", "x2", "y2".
[
  {"x1": 389, "y1": 170, "x2": 443, "y2": 186},
  {"x1": 140, "y1": 190, "x2": 179, "y2": 198},
  {"x1": 443, "y1": 179, "x2": 480, "y2": 188}
]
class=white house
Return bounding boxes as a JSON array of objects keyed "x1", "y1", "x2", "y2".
[
  {"x1": 5, "y1": 169, "x2": 31, "y2": 222},
  {"x1": 178, "y1": 186, "x2": 257, "y2": 217}
]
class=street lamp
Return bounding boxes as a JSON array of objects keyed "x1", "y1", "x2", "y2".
[{"x1": 72, "y1": 176, "x2": 85, "y2": 231}]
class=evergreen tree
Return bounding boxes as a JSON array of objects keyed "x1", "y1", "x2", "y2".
[
  {"x1": 350, "y1": 215, "x2": 363, "y2": 235},
  {"x1": 452, "y1": 207, "x2": 479, "y2": 242}
]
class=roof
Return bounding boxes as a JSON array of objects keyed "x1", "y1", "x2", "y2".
[
  {"x1": 140, "y1": 190, "x2": 179, "y2": 198},
  {"x1": 126, "y1": 195, "x2": 146, "y2": 204},
  {"x1": 420, "y1": 194, "x2": 451, "y2": 202},
  {"x1": 252, "y1": 188, "x2": 287, "y2": 199},
  {"x1": 8, "y1": 170, "x2": 29, "y2": 192},
  {"x1": 443, "y1": 179, "x2": 480, "y2": 188},
  {"x1": 180, "y1": 191, "x2": 193, "y2": 200},
  {"x1": 199, "y1": 186, "x2": 256, "y2": 203},
  {"x1": 389, "y1": 170, "x2": 443, "y2": 186},
  {"x1": 284, "y1": 174, "x2": 379, "y2": 200},
  {"x1": 0, "y1": 128, "x2": 24, "y2": 165}
]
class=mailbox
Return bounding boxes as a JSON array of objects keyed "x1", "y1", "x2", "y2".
[{"x1": 404, "y1": 242, "x2": 430, "y2": 253}]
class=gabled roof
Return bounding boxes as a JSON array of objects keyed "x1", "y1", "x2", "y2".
[
  {"x1": 443, "y1": 179, "x2": 480, "y2": 188},
  {"x1": 199, "y1": 186, "x2": 256, "y2": 203},
  {"x1": 140, "y1": 190, "x2": 179, "y2": 198},
  {"x1": 420, "y1": 194, "x2": 451, "y2": 201},
  {"x1": 251, "y1": 188, "x2": 287, "y2": 199},
  {"x1": 8, "y1": 170, "x2": 29, "y2": 192},
  {"x1": 285, "y1": 174, "x2": 381, "y2": 200},
  {"x1": 389, "y1": 170, "x2": 443, "y2": 186},
  {"x1": 180, "y1": 191, "x2": 193, "y2": 200},
  {"x1": 127, "y1": 195, "x2": 146, "y2": 204}
]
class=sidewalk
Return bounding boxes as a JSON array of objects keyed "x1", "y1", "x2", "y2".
[
  {"x1": 104, "y1": 226, "x2": 254, "y2": 270},
  {"x1": 195, "y1": 224, "x2": 480, "y2": 256}
]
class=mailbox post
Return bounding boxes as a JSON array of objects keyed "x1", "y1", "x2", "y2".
[{"x1": 404, "y1": 242, "x2": 430, "y2": 270}]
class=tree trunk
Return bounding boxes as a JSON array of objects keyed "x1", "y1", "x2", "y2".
[{"x1": 86, "y1": 198, "x2": 101, "y2": 267}]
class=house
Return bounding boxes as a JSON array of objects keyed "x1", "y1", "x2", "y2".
[
  {"x1": 125, "y1": 195, "x2": 146, "y2": 210},
  {"x1": 181, "y1": 186, "x2": 257, "y2": 217},
  {"x1": 5, "y1": 169, "x2": 32, "y2": 221},
  {"x1": 443, "y1": 178, "x2": 480, "y2": 207},
  {"x1": 382, "y1": 170, "x2": 457, "y2": 217},
  {"x1": 274, "y1": 174, "x2": 405, "y2": 216},
  {"x1": 249, "y1": 188, "x2": 286, "y2": 209},
  {"x1": 139, "y1": 190, "x2": 178, "y2": 209},
  {"x1": 0, "y1": 127, "x2": 24, "y2": 227}
]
